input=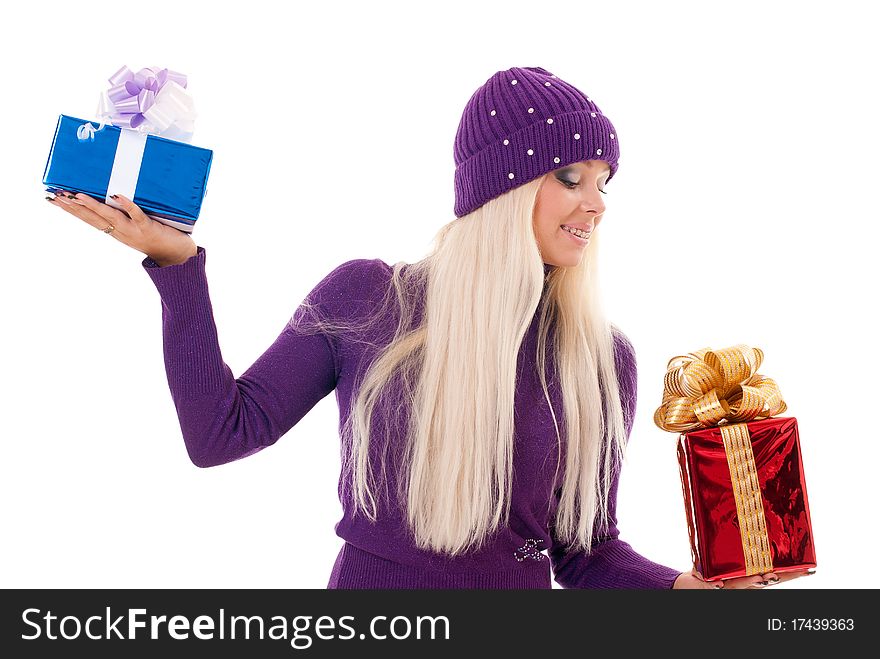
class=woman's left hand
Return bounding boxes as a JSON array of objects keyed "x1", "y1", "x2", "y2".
[{"x1": 672, "y1": 567, "x2": 814, "y2": 589}]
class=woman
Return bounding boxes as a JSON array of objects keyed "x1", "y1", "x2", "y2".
[{"x1": 47, "y1": 65, "x2": 811, "y2": 590}]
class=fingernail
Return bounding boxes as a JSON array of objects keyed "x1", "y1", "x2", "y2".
[
  {"x1": 110, "y1": 194, "x2": 118, "y2": 199},
  {"x1": 46, "y1": 196, "x2": 54, "y2": 202},
  {"x1": 66, "y1": 193, "x2": 77, "y2": 199}
]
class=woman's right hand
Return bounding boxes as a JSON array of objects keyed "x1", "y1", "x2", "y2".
[{"x1": 47, "y1": 189, "x2": 198, "y2": 267}]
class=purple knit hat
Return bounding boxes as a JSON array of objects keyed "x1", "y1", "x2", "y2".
[{"x1": 453, "y1": 66, "x2": 619, "y2": 218}]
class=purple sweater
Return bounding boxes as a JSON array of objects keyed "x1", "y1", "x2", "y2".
[{"x1": 142, "y1": 246, "x2": 682, "y2": 589}]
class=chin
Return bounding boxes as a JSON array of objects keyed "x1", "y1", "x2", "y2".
[{"x1": 549, "y1": 254, "x2": 583, "y2": 269}]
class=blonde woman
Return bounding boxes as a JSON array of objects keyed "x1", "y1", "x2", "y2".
[{"x1": 47, "y1": 66, "x2": 810, "y2": 590}]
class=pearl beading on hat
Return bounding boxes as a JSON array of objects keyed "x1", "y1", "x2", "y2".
[
  {"x1": 453, "y1": 68, "x2": 618, "y2": 218},
  {"x1": 491, "y1": 75, "x2": 615, "y2": 185}
]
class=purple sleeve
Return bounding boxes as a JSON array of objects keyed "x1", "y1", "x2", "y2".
[
  {"x1": 549, "y1": 330, "x2": 683, "y2": 589},
  {"x1": 141, "y1": 246, "x2": 341, "y2": 468}
]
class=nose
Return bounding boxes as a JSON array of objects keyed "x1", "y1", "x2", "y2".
[
  {"x1": 579, "y1": 201, "x2": 604, "y2": 225},
  {"x1": 578, "y1": 187, "x2": 605, "y2": 216}
]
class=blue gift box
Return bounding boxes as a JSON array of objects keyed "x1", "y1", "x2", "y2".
[{"x1": 42, "y1": 114, "x2": 213, "y2": 233}]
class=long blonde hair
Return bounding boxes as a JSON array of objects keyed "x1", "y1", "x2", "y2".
[{"x1": 290, "y1": 173, "x2": 630, "y2": 557}]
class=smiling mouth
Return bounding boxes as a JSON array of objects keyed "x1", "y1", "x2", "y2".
[{"x1": 561, "y1": 225, "x2": 592, "y2": 239}]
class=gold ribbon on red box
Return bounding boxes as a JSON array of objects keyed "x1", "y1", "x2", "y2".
[
  {"x1": 653, "y1": 344, "x2": 786, "y2": 431},
  {"x1": 653, "y1": 344, "x2": 789, "y2": 576}
]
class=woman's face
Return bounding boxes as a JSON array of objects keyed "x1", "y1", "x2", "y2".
[{"x1": 532, "y1": 159, "x2": 610, "y2": 267}]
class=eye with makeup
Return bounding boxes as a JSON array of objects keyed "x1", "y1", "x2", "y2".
[{"x1": 557, "y1": 175, "x2": 608, "y2": 194}]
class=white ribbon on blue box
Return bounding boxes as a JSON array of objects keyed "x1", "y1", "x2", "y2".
[
  {"x1": 42, "y1": 114, "x2": 212, "y2": 233},
  {"x1": 105, "y1": 129, "x2": 148, "y2": 212}
]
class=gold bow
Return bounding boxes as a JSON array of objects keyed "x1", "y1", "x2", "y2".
[
  {"x1": 654, "y1": 344, "x2": 788, "y2": 576},
  {"x1": 653, "y1": 344, "x2": 787, "y2": 433}
]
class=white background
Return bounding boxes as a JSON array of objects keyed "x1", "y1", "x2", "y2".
[{"x1": 2, "y1": 0, "x2": 876, "y2": 590}]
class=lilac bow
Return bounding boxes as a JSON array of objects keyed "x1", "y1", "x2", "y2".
[{"x1": 91, "y1": 65, "x2": 197, "y2": 142}]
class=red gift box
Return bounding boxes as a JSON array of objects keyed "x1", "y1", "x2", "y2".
[
  {"x1": 677, "y1": 416, "x2": 817, "y2": 581},
  {"x1": 653, "y1": 344, "x2": 818, "y2": 583}
]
